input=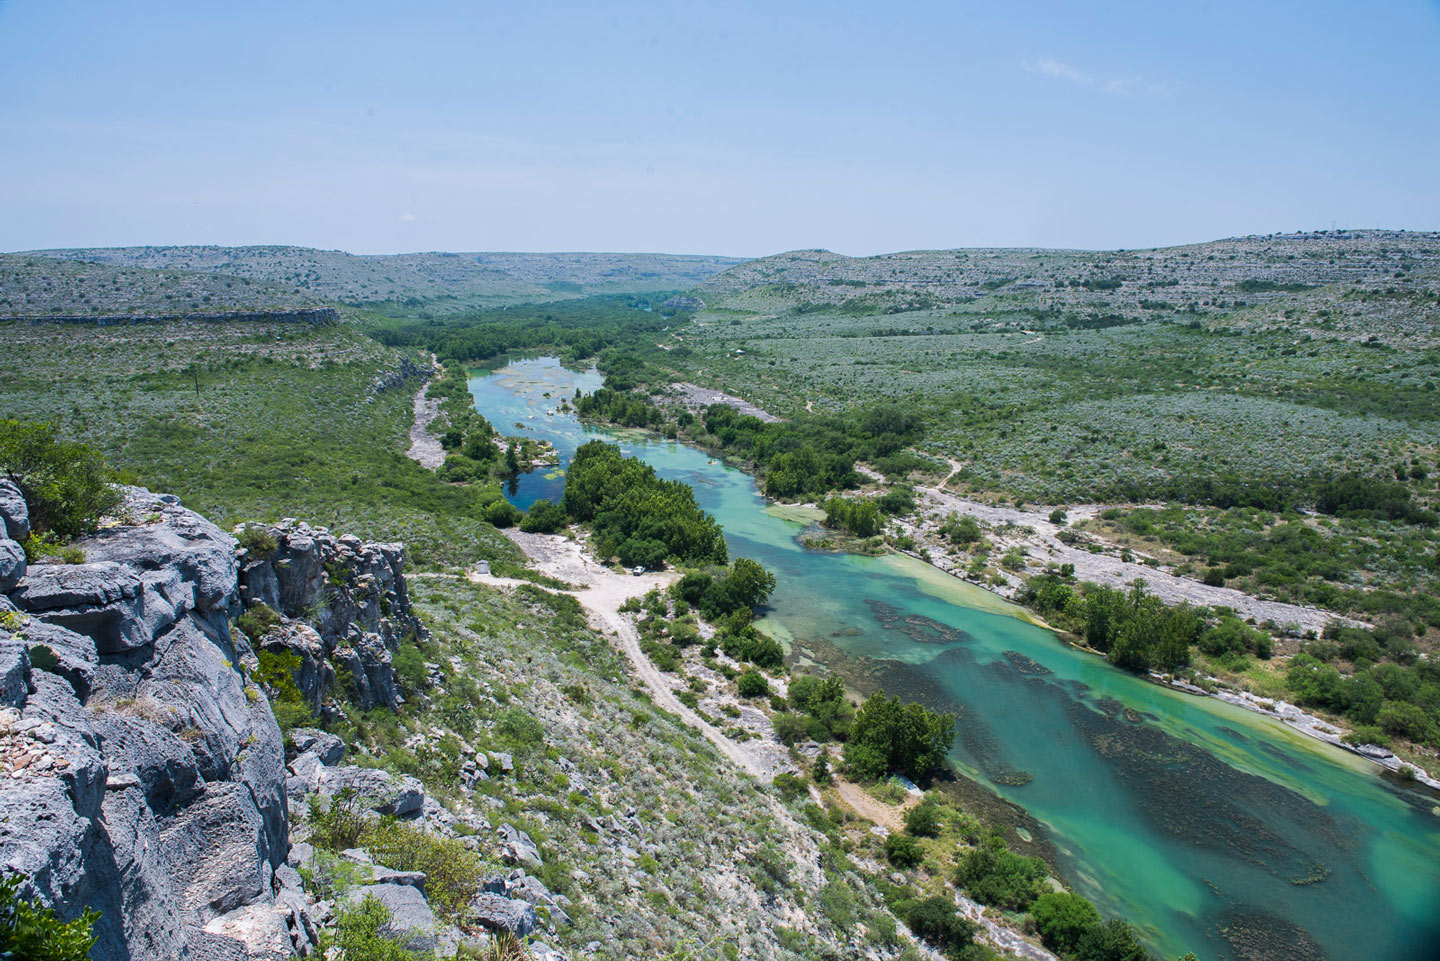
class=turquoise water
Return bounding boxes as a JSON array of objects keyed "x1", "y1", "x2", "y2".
[{"x1": 470, "y1": 358, "x2": 1440, "y2": 961}]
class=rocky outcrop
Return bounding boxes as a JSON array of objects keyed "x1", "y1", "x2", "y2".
[
  {"x1": 371, "y1": 355, "x2": 437, "y2": 395},
  {"x1": 9, "y1": 307, "x2": 339, "y2": 327},
  {"x1": 0, "y1": 487, "x2": 304, "y2": 960},
  {"x1": 0, "y1": 480, "x2": 28, "y2": 593},
  {"x1": 236, "y1": 521, "x2": 424, "y2": 713}
]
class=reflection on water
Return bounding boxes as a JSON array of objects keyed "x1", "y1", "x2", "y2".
[{"x1": 469, "y1": 358, "x2": 1440, "y2": 961}]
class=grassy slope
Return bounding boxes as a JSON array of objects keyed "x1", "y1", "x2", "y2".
[{"x1": 0, "y1": 316, "x2": 520, "y2": 570}]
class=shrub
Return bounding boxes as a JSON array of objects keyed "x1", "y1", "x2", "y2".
[
  {"x1": 1030, "y1": 891, "x2": 1102, "y2": 954},
  {"x1": 955, "y1": 838, "x2": 1048, "y2": 910},
  {"x1": 904, "y1": 802, "x2": 942, "y2": 838},
  {"x1": 1073, "y1": 918, "x2": 1152, "y2": 961},
  {"x1": 319, "y1": 893, "x2": 436, "y2": 960},
  {"x1": 237, "y1": 524, "x2": 279, "y2": 558},
  {"x1": 736, "y1": 671, "x2": 770, "y2": 698},
  {"x1": 884, "y1": 833, "x2": 923, "y2": 869},
  {"x1": 236, "y1": 602, "x2": 283, "y2": 640},
  {"x1": 0, "y1": 871, "x2": 99, "y2": 961},
  {"x1": 495, "y1": 707, "x2": 546, "y2": 753},
  {"x1": 843, "y1": 691, "x2": 954, "y2": 781},
  {"x1": 391, "y1": 642, "x2": 428, "y2": 694},
  {"x1": 483, "y1": 499, "x2": 520, "y2": 528},
  {"x1": 899, "y1": 895, "x2": 976, "y2": 957},
  {"x1": 772, "y1": 772, "x2": 807, "y2": 802},
  {"x1": 519, "y1": 499, "x2": 567, "y2": 534},
  {"x1": 0, "y1": 419, "x2": 120, "y2": 539}
]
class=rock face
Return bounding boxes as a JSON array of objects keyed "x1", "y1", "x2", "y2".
[
  {"x1": 236, "y1": 521, "x2": 423, "y2": 713},
  {"x1": 0, "y1": 488, "x2": 303, "y2": 960},
  {"x1": 0, "y1": 480, "x2": 28, "y2": 593}
]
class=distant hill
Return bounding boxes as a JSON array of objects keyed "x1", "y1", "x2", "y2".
[
  {"x1": 13, "y1": 245, "x2": 746, "y2": 314},
  {"x1": 698, "y1": 229, "x2": 1440, "y2": 346}
]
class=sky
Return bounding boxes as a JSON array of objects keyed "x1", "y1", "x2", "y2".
[{"x1": 0, "y1": 0, "x2": 1437, "y2": 256}]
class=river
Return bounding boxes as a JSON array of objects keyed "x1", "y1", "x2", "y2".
[{"x1": 468, "y1": 356, "x2": 1440, "y2": 961}]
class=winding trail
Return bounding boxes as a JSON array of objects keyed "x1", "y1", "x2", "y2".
[
  {"x1": 407, "y1": 355, "x2": 445, "y2": 469},
  {"x1": 467, "y1": 529, "x2": 786, "y2": 780}
]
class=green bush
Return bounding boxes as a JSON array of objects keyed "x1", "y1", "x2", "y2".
[
  {"x1": 843, "y1": 691, "x2": 954, "y2": 781},
  {"x1": 884, "y1": 833, "x2": 923, "y2": 869},
  {"x1": 319, "y1": 893, "x2": 436, "y2": 960},
  {"x1": 0, "y1": 419, "x2": 120, "y2": 539},
  {"x1": 898, "y1": 895, "x2": 975, "y2": 958},
  {"x1": 955, "y1": 838, "x2": 1048, "y2": 910},
  {"x1": 518, "y1": 498, "x2": 567, "y2": 534},
  {"x1": 1030, "y1": 891, "x2": 1102, "y2": 954},
  {"x1": 236, "y1": 602, "x2": 283, "y2": 640},
  {"x1": 0, "y1": 871, "x2": 100, "y2": 961},
  {"x1": 483, "y1": 498, "x2": 520, "y2": 528},
  {"x1": 236, "y1": 524, "x2": 279, "y2": 558},
  {"x1": 903, "y1": 802, "x2": 942, "y2": 838},
  {"x1": 736, "y1": 671, "x2": 770, "y2": 698}
]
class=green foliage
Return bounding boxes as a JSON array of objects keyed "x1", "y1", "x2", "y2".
[
  {"x1": 483, "y1": 498, "x2": 521, "y2": 528},
  {"x1": 955, "y1": 838, "x2": 1048, "y2": 911},
  {"x1": 254, "y1": 646, "x2": 309, "y2": 729},
  {"x1": 236, "y1": 523, "x2": 279, "y2": 558},
  {"x1": 494, "y1": 707, "x2": 546, "y2": 754},
  {"x1": 883, "y1": 833, "x2": 923, "y2": 869},
  {"x1": 309, "y1": 790, "x2": 482, "y2": 923},
  {"x1": 564, "y1": 441, "x2": 727, "y2": 567},
  {"x1": 236, "y1": 601, "x2": 283, "y2": 640},
  {"x1": 736, "y1": 671, "x2": 770, "y2": 698},
  {"x1": 1030, "y1": 891, "x2": 1103, "y2": 954},
  {"x1": 843, "y1": 691, "x2": 955, "y2": 781},
  {"x1": 0, "y1": 872, "x2": 100, "y2": 961},
  {"x1": 391, "y1": 641, "x2": 428, "y2": 694},
  {"x1": 823, "y1": 496, "x2": 884, "y2": 537},
  {"x1": 0, "y1": 419, "x2": 120, "y2": 538},
  {"x1": 319, "y1": 893, "x2": 436, "y2": 960},
  {"x1": 903, "y1": 801, "x2": 942, "y2": 838},
  {"x1": 896, "y1": 895, "x2": 976, "y2": 959},
  {"x1": 518, "y1": 498, "x2": 567, "y2": 534},
  {"x1": 1073, "y1": 918, "x2": 1154, "y2": 961},
  {"x1": 784, "y1": 674, "x2": 853, "y2": 742},
  {"x1": 771, "y1": 772, "x2": 807, "y2": 802}
]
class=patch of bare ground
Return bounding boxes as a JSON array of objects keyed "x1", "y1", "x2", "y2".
[{"x1": 469, "y1": 528, "x2": 797, "y2": 781}]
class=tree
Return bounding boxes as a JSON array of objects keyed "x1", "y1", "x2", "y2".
[
  {"x1": 1030, "y1": 891, "x2": 1102, "y2": 954},
  {"x1": 884, "y1": 833, "x2": 923, "y2": 868},
  {"x1": 725, "y1": 558, "x2": 776, "y2": 610},
  {"x1": 904, "y1": 802, "x2": 942, "y2": 838},
  {"x1": 737, "y1": 671, "x2": 770, "y2": 698},
  {"x1": 955, "y1": 839, "x2": 1048, "y2": 910},
  {"x1": 844, "y1": 691, "x2": 955, "y2": 781},
  {"x1": 519, "y1": 499, "x2": 567, "y2": 534},
  {"x1": 1073, "y1": 918, "x2": 1153, "y2": 961},
  {"x1": 0, "y1": 419, "x2": 120, "y2": 539},
  {"x1": 901, "y1": 896, "x2": 976, "y2": 958}
]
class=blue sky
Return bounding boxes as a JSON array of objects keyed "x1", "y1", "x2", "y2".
[{"x1": 1, "y1": 0, "x2": 1436, "y2": 255}]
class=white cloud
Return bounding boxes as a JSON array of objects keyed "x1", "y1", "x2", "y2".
[
  {"x1": 398, "y1": 212, "x2": 417, "y2": 223},
  {"x1": 1025, "y1": 57, "x2": 1091, "y2": 84},
  {"x1": 1023, "y1": 58, "x2": 1166, "y2": 98}
]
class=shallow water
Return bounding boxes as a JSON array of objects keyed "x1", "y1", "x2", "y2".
[{"x1": 470, "y1": 357, "x2": 1440, "y2": 961}]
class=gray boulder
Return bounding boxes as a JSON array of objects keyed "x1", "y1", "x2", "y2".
[
  {"x1": 497, "y1": 823, "x2": 543, "y2": 867},
  {"x1": 0, "y1": 640, "x2": 31, "y2": 708},
  {"x1": 18, "y1": 621, "x2": 97, "y2": 701},
  {"x1": 469, "y1": 892, "x2": 537, "y2": 936},
  {"x1": 342, "y1": 882, "x2": 444, "y2": 953},
  {"x1": 0, "y1": 479, "x2": 29, "y2": 542},
  {"x1": 318, "y1": 765, "x2": 425, "y2": 817},
  {"x1": 11, "y1": 562, "x2": 186, "y2": 654},
  {"x1": 0, "y1": 537, "x2": 24, "y2": 593},
  {"x1": 89, "y1": 709, "x2": 204, "y2": 812},
  {"x1": 288, "y1": 727, "x2": 346, "y2": 765}
]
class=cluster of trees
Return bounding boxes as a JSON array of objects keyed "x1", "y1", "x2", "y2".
[
  {"x1": 822, "y1": 496, "x2": 885, "y2": 537},
  {"x1": 1023, "y1": 577, "x2": 1273, "y2": 675},
  {"x1": 368, "y1": 294, "x2": 686, "y2": 366},
  {"x1": 1092, "y1": 469, "x2": 1436, "y2": 524},
  {"x1": 670, "y1": 559, "x2": 776, "y2": 623},
  {"x1": 771, "y1": 674, "x2": 853, "y2": 745},
  {"x1": 0, "y1": 419, "x2": 120, "y2": 541},
  {"x1": 563, "y1": 441, "x2": 727, "y2": 569},
  {"x1": 574, "y1": 386, "x2": 667, "y2": 430},
  {"x1": 1285, "y1": 624, "x2": 1440, "y2": 749},
  {"x1": 574, "y1": 385, "x2": 932, "y2": 503},
  {"x1": 843, "y1": 691, "x2": 956, "y2": 781}
]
